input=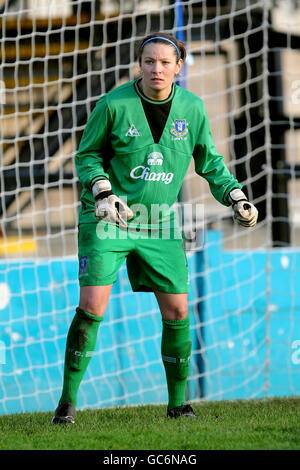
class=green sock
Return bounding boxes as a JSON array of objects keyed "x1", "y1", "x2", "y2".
[
  {"x1": 59, "y1": 307, "x2": 103, "y2": 407},
  {"x1": 161, "y1": 316, "x2": 192, "y2": 411}
]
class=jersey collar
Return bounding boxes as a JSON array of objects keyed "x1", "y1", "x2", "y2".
[{"x1": 134, "y1": 79, "x2": 175, "y2": 104}]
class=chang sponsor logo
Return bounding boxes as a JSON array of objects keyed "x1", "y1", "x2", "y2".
[
  {"x1": 130, "y1": 152, "x2": 174, "y2": 184},
  {"x1": 147, "y1": 152, "x2": 163, "y2": 165}
]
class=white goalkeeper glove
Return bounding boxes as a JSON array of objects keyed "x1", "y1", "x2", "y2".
[
  {"x1": 228, "y1": 188, "x2": 258, "y2": 227},
  {"x1": 92, "y1": 179, "x2": 133, "y2": 229}
]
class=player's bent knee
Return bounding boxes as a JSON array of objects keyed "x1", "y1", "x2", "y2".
[
  {"x1": 79, "y1": 296, "x2": 107, "y2": 317},
  {"x1": 79, "y1": 300, "x2": 106, "y2": 317},
  {"x1": 79, "y1": 285, "x2": 112, "y2": 317},
  {"x1": 174, "y1": 308, "x2": 189, "y2": 321},
  {"x1": 162, "y1": 306, "x2": 189, "y2": 321}
]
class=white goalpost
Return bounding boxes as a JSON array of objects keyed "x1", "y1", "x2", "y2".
[{"x1": 0, "y1": 0, "x2": 300, "y2": 414}]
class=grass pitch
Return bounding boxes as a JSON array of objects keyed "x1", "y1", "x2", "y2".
[{"x1": 0, "y1": 397, "x2": 299, "y2": 450}]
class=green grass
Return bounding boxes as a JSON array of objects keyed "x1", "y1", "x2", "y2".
[{"x1": 0, "y1": 397, "x2": 299, "y2": 450}]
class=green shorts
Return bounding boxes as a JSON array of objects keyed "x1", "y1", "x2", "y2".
[{"x1": 78, "y1": 222, "x2": 189, "y2": 294}]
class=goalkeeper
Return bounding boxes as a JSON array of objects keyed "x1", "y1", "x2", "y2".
[{"x1": 52, "y1": 32, "x2": 258, "y2": 424}]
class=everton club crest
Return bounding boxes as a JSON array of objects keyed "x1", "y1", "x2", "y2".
[
  {"x1": 79, "y1": 256, "x2": 88, "y2": 274},
  {"x1": 170, "y1": 119, "x2": 189, "y2": 140}
]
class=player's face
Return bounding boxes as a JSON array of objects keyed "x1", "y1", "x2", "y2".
[{"x1": 139, "y1": 43, "x2": 183, "y2": 100}]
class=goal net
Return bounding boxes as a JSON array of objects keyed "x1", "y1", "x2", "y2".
[{"x1": 0, "y1": 0, "x2": 300, "y2": 414}]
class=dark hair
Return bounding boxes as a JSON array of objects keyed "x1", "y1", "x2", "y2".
[{"x1": 136, "y1": 32, "x2": 187, "y2": 64}]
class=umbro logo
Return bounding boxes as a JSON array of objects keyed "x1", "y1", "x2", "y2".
[{"x1": 126, "y1": 124, "x2": 141, "y2": 137}]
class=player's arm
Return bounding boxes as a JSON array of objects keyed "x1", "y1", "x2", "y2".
[
  {"x1": 193, "y1": 102, "x2": 258, "y2": 227},
  {"x1": 75, "y1": 95, "x2": 111, "y2": 189},
  {"x1": 75, "y1": 96, "x2": 133, "y2": 227}
]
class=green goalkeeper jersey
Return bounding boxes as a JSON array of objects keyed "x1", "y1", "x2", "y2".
[{"x1": 75, "y1": 79, "x2": 242, "y2": 227}]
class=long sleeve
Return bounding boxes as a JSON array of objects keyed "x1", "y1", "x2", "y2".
[
  {"x1": 75, "y1": 95, "x2": 112, "y2": 190},
  {"x1": 193, "y1": 102, "x2": 242, "y2": 206}
]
